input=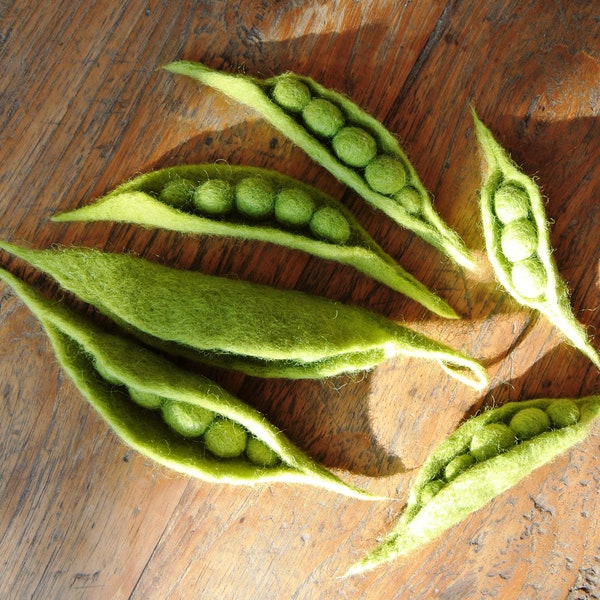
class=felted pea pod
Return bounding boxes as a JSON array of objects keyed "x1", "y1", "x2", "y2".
[
  {"x1": 52, "y1": 163, "x2": 458, "y2": 319},
  {"x1": 0, "y1": 268, "x2": 376, "y2": 498},
  {"x1": 473, "y1": 111, "x2": 600, "y2": 370},
  {"x1": 162, "y1": 61, "x2": 475, "y2": 270},
  {"x1": 347, "y1": 395, "x2": 600, "y2": 575},
  {"x1": 0, "y1": 242, "x2": 488, "y2": 390}
]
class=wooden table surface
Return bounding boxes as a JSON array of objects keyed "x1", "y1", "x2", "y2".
[{"x1": 1, "y1": 2, "x2": 599, "y2": 598}]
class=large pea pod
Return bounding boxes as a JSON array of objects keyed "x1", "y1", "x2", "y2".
[
  {"x1": 52, "y1": 163, "x2": 458, "y2": 319},
  {"x1": 0, "y1": 242, "x2": 488, "y2": 389},
  {"x1": 347, "y1": 395, "x2": 600, "y2": 575},
  {"x1": 162, "y1": 61, "x2": 474, "y2": 271},
  {"x1": 0, "y1": 268, "x2": 377, "y2": 497},
  {"x1": 472, "y1": 111, "x2": 600, "y2": 370}
]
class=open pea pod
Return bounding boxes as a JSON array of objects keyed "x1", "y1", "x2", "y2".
[
  {"x1": 347, "y1": 395, "x2": 600, "y2": 575},
  {"x1": 53, "y1": 163, "x2": 458, "y2": 319},
  {"x1": 473, "y1": 111, "x2": 600, "y2": 370},
  {"x1": 0, "y1": 268, "x2": 378, "y2": 498},
  {"x1": 162, "y1": 61, "x2": 475, "y2": 271},
  {"x1": 0, "y1": 242, "x2": 487, "y2": 390}
]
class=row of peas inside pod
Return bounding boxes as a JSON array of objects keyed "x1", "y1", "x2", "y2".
[
  {"x1": 269, "y1": 75, "x2": 420, "y2": 211},
  {"x1": 159, "y1": 170, "x2": 352, "y2": 244},
  {"x1": 421, "y1": 399, "x2": 581, "y2": 501},
  {"x1": 125, "y1": 385, "x2": 280, "y2": 466}
]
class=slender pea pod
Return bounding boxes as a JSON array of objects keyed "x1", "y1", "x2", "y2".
[
  {"x1": 0, "y1": 242, "x2": 487, "y2": 389},
  {"x1": 162, "y1": 61, "x2": 475, "y2": 270},
  {"x1": 0, "y1": 268, "x2": 378, "y2": 498},
  {"x1": 52, "y1": 164, "x2": 458, "y2": 319},
  {"x1": 347, "y1": 395, "x2": 600, "y2": 575},
  {"x1": 473, "y1": 111, "x2": 600, "y2": 370}
]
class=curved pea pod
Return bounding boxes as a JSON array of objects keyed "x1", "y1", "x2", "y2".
[
  {"x1": 347, "y1": 395, "x2": 600, "y2": 575},
  {"x1": 162, "y1": 61, "x2": 475, "y2": 271},
  {"x1": 0, "y1": 242, "x2": 488, "y2": 389},
  {"x1": 0, "y1": 268, "x2": 378, "y2": 498},
  {"x1": 473, "y1": 111, "x2": 600, "y2": 370},
  {"x1": 52, "y1": 163, "x2": 458, "y2": 319}
]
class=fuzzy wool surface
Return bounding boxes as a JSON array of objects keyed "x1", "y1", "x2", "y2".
[
  {"x1": 347, "y1": 396, "x2": 600, "y2": 575},
  {"x1": 162, "y1": 61, "x2": 475, "y2": 270},
  {"x1": 0, "y1": 242, "x2": 486, "y2": 388},
  {"x1": 0, "y1": 267, "x2": 375, "y2": 496},
  {"x1": 53, "y1": 163, "x2": 458, "y2": 319},
  {"x1": 473, "y1": 111, "x2": 600, "y2": 370}
]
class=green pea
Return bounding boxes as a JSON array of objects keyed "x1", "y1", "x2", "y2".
[
  {"x1": 510, "y1": 258, "x2": 547, "y2": 298},
  {"x1": 332, "y1": 126, "x2": 378, "y2": 168},
  {"x1": 162, "y1": 399, "x2": 215, "y2": 438},
  {"x1": 364, "y1": 156, "x2": 406, "y2": 195},
  {"x1": 204, "y1": 419, "x2": 248, "y2": 458},
  {"x1": 509, "y1": 407, "x2": 550, "y2": 440},
  {"x1": 159, "y1": 178, "x2": 195, "y2": 209},
  {"x1": 235, "y1": 177, "x2": 276, "y2": 219},
  {"x1": 309, "y1": 206, "x2": 352, "y2": 244},
  {"x1": 443, "y1": 453, "x2": 475, "y2": 481},
  {"x1": 246, "y1": 437, "x2": 280, "y2": 467},
  {"x1": 499, "y1": 219, "x2": 538, "y2": 262},
  {"x1": 129, "y1": 388, "x2": 164, "y2": 410},
  {"x1": 493, "y1": 182, "x2": 530, "y2": 224},
  {"x1": 193, "y1": 179, "x2": 234, "y2": 215},
  {"x1": 302, "y1": 98, "x2": 344, "y2": 137},
  {"x1": 546, "y1": 399, "x2": 580, "y2": 429},
  {"x1": 274, "y1": 187, "x2": 315, "y2": 227},
  {"x1": 394, "y1": 186, "x2": 422, "y2": 215},
  {"x1": 271, "y1": 77, "x2": 311, "y2": 112},
  {"x1": 469, "y1": 423, "x2": 515, "y2": 461}
]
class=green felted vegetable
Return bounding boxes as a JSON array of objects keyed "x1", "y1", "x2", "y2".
[
  {"x1": 0, "y1": 242, "x2": 487, "y2": 389},
  {"x1": 52, "y1": 163, "x2": 458, "y2": 319},
  {"x1": 473, "y1": 111, "x2": 600, "y2": 370},
  {"x1": 161, "y1": 61, "x2": 475, "y2": 270},
  {"x1": 347, "y1": 396, "x2": 600, "y2": 575},
  {"x1": 0, "y1": 267, "x2": 376, "y2": 497}
]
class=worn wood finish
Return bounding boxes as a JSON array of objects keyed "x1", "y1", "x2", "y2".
[{"x1": 1, "y1": 2, "x2": 599, "y2": 598}]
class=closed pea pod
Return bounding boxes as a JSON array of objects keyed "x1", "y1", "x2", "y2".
[
  {"x1": 53, "y1": 164, "x2": 458, "y2": 319},
  {"x1": 162, "y1": 61, "x2": 475, "y2": 270},
  {"x1": 472, "y1": 111, "x2": 600, "y2": 370},
  {"x1": 0, "y1": 242, "x2": 487, "y2": 389},
  {"x1": 0, "y1": 268, "x2": 377, "y2": 497},
  {"x1": 347, "y1": 395, "x2": 600, "y2": 575}
]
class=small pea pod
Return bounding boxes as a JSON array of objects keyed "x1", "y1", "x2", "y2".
[
  {"x1": 52, "y1": 163, "x2": 458, "y2": 319},
  {"x1": 347, "y1": 395, "x2": 600, "y2": 575},
  {"x1": 0, "y1": 242, "x2": 488, "y2": 389},
  {"x1": 162, "y1": 61, "x2": 475, "y2": 270},
  {"x1": 473, "y1": 111, "x2": 600, "y2": 370},
  {"x1": 0, "y1": 267, "x2": 378, "y2": 498}
]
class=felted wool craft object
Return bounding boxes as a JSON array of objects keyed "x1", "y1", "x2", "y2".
[
  {"x1": 0, "y1": 242, "x2": 488, "y2": 389},
  {"x1": 347, "y1": 396, "x2": 600, "y2": 575},
  {"x1": 0, "y1": 267, "x2": 376, "y2": 498},
  {"x1": 52, "y1": 163, "x2": 458, "y2": 319},
  {"x1": 162, "y1": 61, "x2": 475, "y2": 270},
  {"x1": 473, "y1": 111, "x2": 600, "y2": 370}
]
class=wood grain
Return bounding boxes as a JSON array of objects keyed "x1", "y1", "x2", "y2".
[{"x1": 1, "y1": 1, "x2": 599, "y2": 598}]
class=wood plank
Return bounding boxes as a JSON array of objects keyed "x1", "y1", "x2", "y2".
[{"x1": 1, "y1": 1, "x2": 599, "y2": 598}]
